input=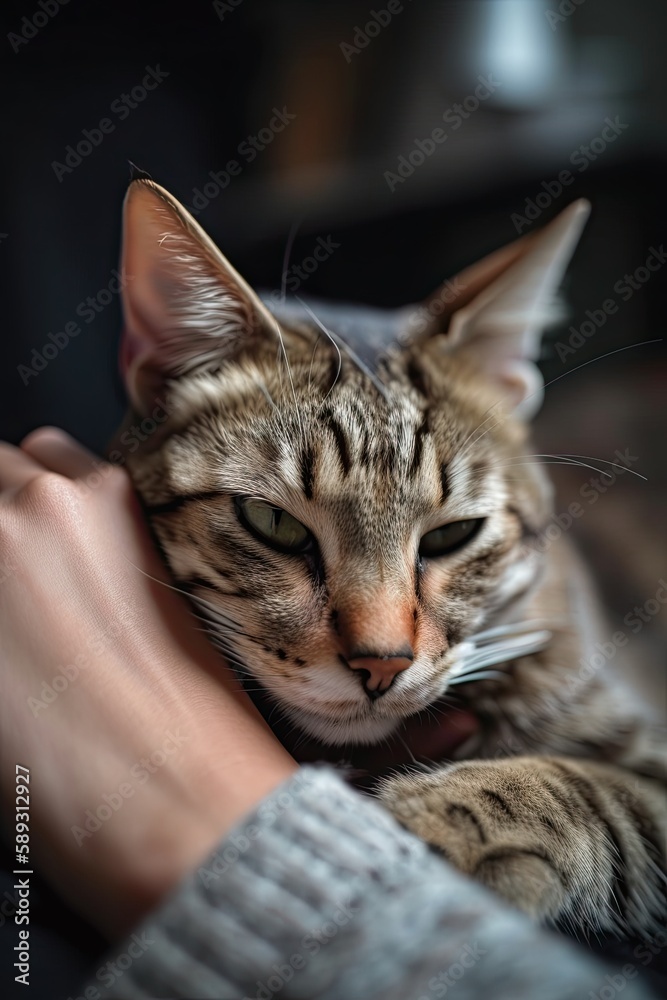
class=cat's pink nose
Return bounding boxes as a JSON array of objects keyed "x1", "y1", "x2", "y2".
[{"x1": 346, "y1": 651, "x2": 413, "y2": 696}]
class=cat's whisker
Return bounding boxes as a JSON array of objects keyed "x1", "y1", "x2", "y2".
[
  {"x1": 190, "y1": 605, "x2": 256, "y2": 644},
  {"x1": 280, "y1": 218, "x2": 302, "y2": 303},
  {"x1": 295, "y1": 297, "x2": 343, "y2": 403},
  {"x1": 187, "y1": 590, "x2": 247, "y2": 625},
  {"x1": 457, "y1": 339, "x2": 661, "y2": 461},
  {"x1": 291, "y1": 725, "x2": 321, "y2": 755},
  {"x1": 254, "y1": 377, "x2": 278, "y2": 412},
  {"x1": 467, "y1": 632, "x2": 553, "y2": 667},
  {"x1": 266, "y1": 310, "x2": 306, "y2": 448},
  {"x1": 307, "y1": 335, "x2": 322, "y2": 396},
  {"x1": 471, "y1": 618, "x2": 568, "y2": 642},
  {"x1": 391, "y1": 729, "x2": 421, "y2": 767},
  {"x1": 551, "y1": 453, "x2": 646, "y2": 480},
  {"x1": 492, "y1": 453, "x2": 647, "y2": 481},
  {"x1": 543, "y1": 339, "x2": 662, "y2": 394},
  {"x1": 296, "y1": 296, "x2": 391, "y2": 404},
  {"x1": 190, "y1": 621, "x2": 249, "y2": 643},
  {"x1": 119, "y1": 557, "x2": 256, "y2": 643},
  {"x1": 269, "y1": 702, "x2": 299, "y2": 739},
  {"x1": 189, "y1": 607, "x2": 248, "y2": 637},
  {"x1": 455, "y1": 401, "x2": 506, "y2": 463},
  {"x1": 253, "y1": 377, "x2": 294, "y2": 447},
  {"x1": 447, "y1": 626, "x2": 554, "y2": 683},
  {"x1": 447, "y1": 669, "x2": 509, "y2": 687},
  {"x1": 493, "y1": 457, "x2": 612, "y2": 478}
]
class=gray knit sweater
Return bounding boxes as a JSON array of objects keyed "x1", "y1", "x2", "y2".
[{"x1": 86, "y1": 767, "x2": 656, "y2": 999}]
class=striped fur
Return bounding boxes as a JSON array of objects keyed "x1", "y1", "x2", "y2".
[{"x1": 116, "y1": 180, "x2": 666, "y2": 940}]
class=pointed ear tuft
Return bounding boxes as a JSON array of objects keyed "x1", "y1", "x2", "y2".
[
  {"x1": 127, "y1": 162, "x2": 153, "y2": 182},
  {"x1": 405, "y1": 199, "x2": 591, "y2": 419},
  {"x1": 119, "y1": 179, "x2": 274, "y2": 413}
]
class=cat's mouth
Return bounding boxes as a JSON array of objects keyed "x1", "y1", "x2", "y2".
[
  {"x1": 251, "y1": 619, "x2": 556, "y2": 747},
  {"x1": 245, "y1": 666, "x2": 447, "y2": 746},
  {"x1": 250, "y1": 654, "x2": 456, "y2": 747}
]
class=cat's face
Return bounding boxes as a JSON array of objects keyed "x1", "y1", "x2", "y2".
[{"x1": 117, "y1": 180, "x2": 589, "y2": 745}]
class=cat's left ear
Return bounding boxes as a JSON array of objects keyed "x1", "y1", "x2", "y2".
[
  {"x1": 119, "y1": 179, "x2": 275, "y2": 413},
  {"x1": 406, "y1": 200, "x2": 590, "y2": 419}
]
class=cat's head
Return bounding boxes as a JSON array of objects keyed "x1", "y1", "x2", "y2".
[{"x1": 116, "y1": 180, "x2": 589, "y2": 745}]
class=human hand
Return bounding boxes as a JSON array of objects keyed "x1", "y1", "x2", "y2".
[{"x1": 0, "y1": 428, "x2": 296, "y2": 939}]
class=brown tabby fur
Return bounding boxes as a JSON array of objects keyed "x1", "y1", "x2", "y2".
[{"x1": 114, "y1": 179, "x2": 666, "y2": 941}]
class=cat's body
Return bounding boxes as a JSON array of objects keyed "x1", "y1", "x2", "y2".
[{"x1": 115, "y1": 179, "x2": 666, "y2": 941}]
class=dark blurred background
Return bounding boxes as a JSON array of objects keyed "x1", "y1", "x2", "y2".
[{"x1": 0, "y1": 0, "x2": 665, "y2": 996}]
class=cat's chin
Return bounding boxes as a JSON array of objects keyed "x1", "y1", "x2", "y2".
[{"x1": 286, "y1": 708, "x2": 401, "y2": 747}]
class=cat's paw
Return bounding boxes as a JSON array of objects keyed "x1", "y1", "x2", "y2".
[{"x1": 377, "y1": 759, "x2": 567, "y2": 921}]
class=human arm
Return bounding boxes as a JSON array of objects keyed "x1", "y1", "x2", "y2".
[
  {"x1": 0, "y1": 428, "x2": 296, "y2": 938},
  {"x1": 0, "y1": 430, "x2": 657, "y2": 1000}
]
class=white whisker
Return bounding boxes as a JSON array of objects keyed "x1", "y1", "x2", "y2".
[
  {"x1": 456, "y1": 339, "x2": 661, "y2": 459},
  {"x1": 296, "y1": 296, "x2": 391, "y2": 403},
  {"x1": 266, "y1": 310, "x2": 305, "y2": 448},
  {"x1": 448, "y1": 669, "x2": 508, "y2": 686},
  {"x1": 280, "y1": 218, "x2": 302, "y2": 303},
  {"x1": 295, "y1": 296, "x2": 342, "y2": 402}
]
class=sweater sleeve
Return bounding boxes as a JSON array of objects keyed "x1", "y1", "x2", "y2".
[{"x1": 86, "y1": 766, "x2": 657, "y2": 1000}]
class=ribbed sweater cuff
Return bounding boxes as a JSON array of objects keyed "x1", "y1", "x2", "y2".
[{"x1": 85, "y1": 765, "x2": 656, "y2": 1000}]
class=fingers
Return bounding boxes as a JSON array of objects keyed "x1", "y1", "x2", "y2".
[
  {"x1": 0, "y1": 442, "x2": 46, "y2": 491},
  {"x1": 20, "y1": 427, "x2": 103, "y2": 481}
]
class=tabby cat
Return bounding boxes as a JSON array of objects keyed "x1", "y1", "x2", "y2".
[{"x1": 114, "y1": 178, "x2": 666, "y2": 940}]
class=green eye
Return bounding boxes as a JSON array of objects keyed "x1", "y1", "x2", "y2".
[
  {"x1": 419, "y1": 518, "x2": 484, "y2": 558},
  {"x1": 238, "y1": 498, "x2": 312, "y2": 553}
]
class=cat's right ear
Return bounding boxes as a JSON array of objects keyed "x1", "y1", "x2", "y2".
[{"x1": 119, "y1": 179, "x2": 274, "y2": 413}]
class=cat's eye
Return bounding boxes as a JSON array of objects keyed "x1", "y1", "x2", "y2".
[
  {"x1": 419, "y1": 518, "x2": 484, "y2": 558},
  {"x1": 237, "y1": 498, "x2": 312, "y2": 553}
]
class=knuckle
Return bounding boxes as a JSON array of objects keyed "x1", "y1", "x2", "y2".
[
  {"x1": 0, "y1": 473, "x2": 81, "y2": 558},
  {"x1": 21, "y1": 470, "x2": 82, "y2": 511},
  {"x1": 20, "y1": 425, "x2": 70, "y2": 452}
]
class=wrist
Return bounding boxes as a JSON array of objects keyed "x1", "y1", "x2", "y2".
[{"x1": 88, "y1": 680, "x2": 297, "y2": 938}]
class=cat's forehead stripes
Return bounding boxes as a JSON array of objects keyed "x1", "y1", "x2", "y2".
[{"x1": 324, "y1": 413, "x2": 353, "y2": 477}]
